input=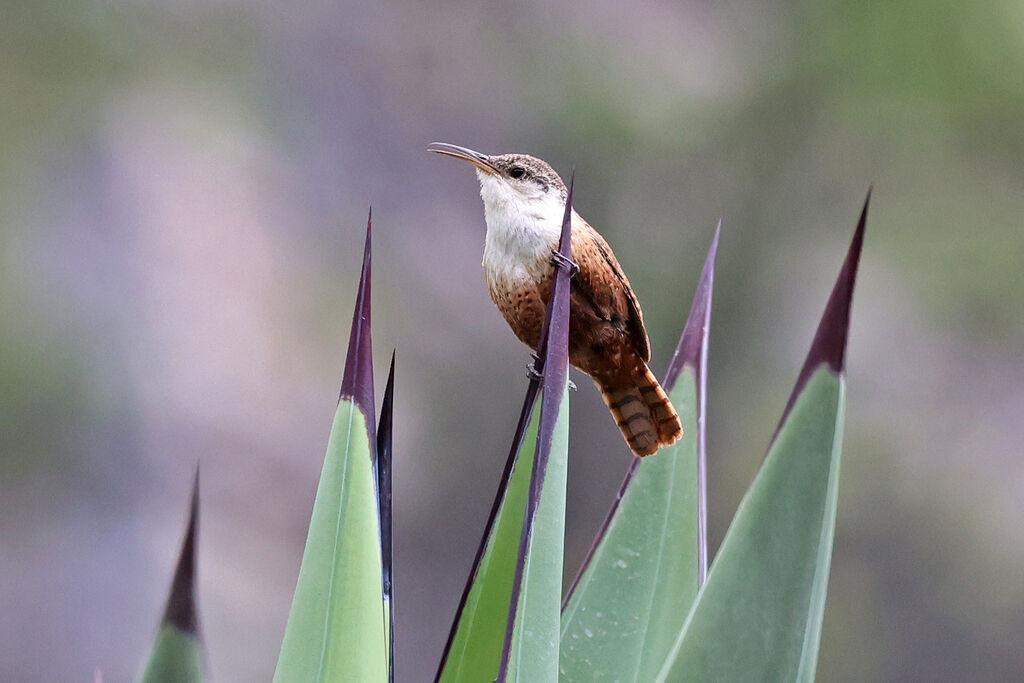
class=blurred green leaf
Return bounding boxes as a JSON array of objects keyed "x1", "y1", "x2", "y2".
[
  {"x1": 139, "y1": 627, "x2": 204, "y2": 683},
  {"x1": 139, "y1": 472, "x2": 204, "y2": 683}
]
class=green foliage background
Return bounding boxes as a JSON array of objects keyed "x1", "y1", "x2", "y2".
[{"x1": 1, "y1": 1, "x2": 1021, "y2": 680}]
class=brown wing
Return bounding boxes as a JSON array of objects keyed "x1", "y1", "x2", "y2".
[{"x1": 570, "y1": 212, "x2": 651, "y2": 361}]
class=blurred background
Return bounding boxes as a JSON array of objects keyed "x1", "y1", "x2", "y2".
[{"x1": 2, "y1": 0, "x2": 1022, "y2": 680}]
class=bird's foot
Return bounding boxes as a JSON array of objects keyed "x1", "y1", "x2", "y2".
[
  {"x1": 527, "y1": 354, "x2": 578, "y2": 390},
  {"x1": 526, "y1": 353, "x2": 544, "y2": 382},
  {"x1": 550, "y1": 250, "x2": 579, "y2": 277}
]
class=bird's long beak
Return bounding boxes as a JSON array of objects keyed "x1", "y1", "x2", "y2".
[{"x1": 427, "y1": 142, "x2": 499, "y2": 175}]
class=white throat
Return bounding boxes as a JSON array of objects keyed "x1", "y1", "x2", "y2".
[{"x1": 477, "y1": 171, "x2": 565, "y2": 282}]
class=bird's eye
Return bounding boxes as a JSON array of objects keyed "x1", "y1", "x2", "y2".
[{"x1": 508, "y1": 167, "x2": 526, "y2": 179}]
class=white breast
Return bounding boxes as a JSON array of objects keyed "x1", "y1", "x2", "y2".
[{"x1": 477, "y1": 172, "x2": 564, "y2": 288}]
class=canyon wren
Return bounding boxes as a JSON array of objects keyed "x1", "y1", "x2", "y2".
[{"x1": 428, "y1": 142, "x2": 683, "y2": 457}]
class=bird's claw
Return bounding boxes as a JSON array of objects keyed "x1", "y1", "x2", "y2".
[
  {"x1": 526, "y1": 353, "x2": 544, "y2": 381},
  {"x1": 550, "y1": 250, "x2": 579, "y2": 277},
  {"x1": 527, "y1": 354, "x2": 578, "y2": 390}
]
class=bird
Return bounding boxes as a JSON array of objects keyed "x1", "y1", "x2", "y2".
[{"x1": 428, "y1": 142, "x2": 682, "y2": 457}]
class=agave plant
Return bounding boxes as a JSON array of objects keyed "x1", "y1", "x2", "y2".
[
  {"x1": 138, "y1": 188, "x2": 869, "y2": 682},
  {"x1": 138, "y1": 471, "x2": 203, "y2": 683}
]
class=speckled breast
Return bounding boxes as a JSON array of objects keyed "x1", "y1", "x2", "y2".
[{"x1": 485, "y1": 266, "x2": 554, "y2": 351}]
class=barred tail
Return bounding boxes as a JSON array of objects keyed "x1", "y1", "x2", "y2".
[{"x1": 599, "y1": 367, "x2": 683, "y2": 457}]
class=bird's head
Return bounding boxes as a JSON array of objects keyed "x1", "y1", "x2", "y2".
[{"x1": 428, "y1": 143, "x2": 567, "y2": 227}]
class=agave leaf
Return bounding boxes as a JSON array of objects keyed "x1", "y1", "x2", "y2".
[
  {"x1": 655, "y1": 194, "x2": 868, "y2": 682},
  {"x1": 139, "y1": 470, "x2": 204, "y2": 683},
  {"x1": 498, "y1": 176, "x2": 574, "y2": 682},
  {"x1": 274, "y1": 213, "x2": 387, "y2": 683},
  {"x1": 139, "y1": 628, "x2": 204, "y2": 683},
  {"x1": 377, "y1": 352, "x2": 396, "y2": 682},
  {"x1": 437, "y1": 178, "x2": 575, "y2": 683},
  {"x1": 434, "y1": 390, "x2": 542, "y2": 683},
  {"x1": 559, "y1": 226, "x2": 719, "y2": 682},
  {"x1": 501, "y1": 380, "x2": 569, "y2": 683}
]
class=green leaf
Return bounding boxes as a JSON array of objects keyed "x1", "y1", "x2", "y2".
[
  {"x1": 274, "y1": 399, "x2": 387, "y2": 682},
  {"x1": 377, "y1": 352, "x2": 396, "y2": 682},
  {"x1": 437, "y1": 177, "x2": 575, "y2": 683},
  {"x1": 139, "y1": 627, "x2": 204, "y2": 683},
  {"x1": 654, "y1": 194, "x2": 868, "y2": 682},
  {"x1": 559, "y1": 376, "x2": 699, "y2": 682},
  {"x1": 498, "y1": 174, "x2": 575, "y2": 683},
  {"x1": 274, "y1": 212, "x2": 387, "y2": 683},
  {"x1": 559, "y1": 227, "x2": 718, "y2": 683},
  {"x1": 139, "y1": 471, "x2": 204, "y2": 683},
  {"x1": 655, "y1": 369, "x2": 844, "y2": 682},
  {"x1": 435, "y1": 396, "x2": 541, "y2": 683},
  {"x1": 502, "y1": 379, "x2": 569, "y2": 682}
]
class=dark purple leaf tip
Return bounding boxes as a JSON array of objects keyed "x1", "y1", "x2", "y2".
[
  {"x1": 339, "y1": 209, "x2": 376, "y2": 443},
  {"x1": 541, "y1": 171, "x2": 574, "y2": 390},
  {"x1": 664, "y1": 222, "x2": 721, "y2": 391},
  {"x1": 779, "y1": 190, "x2": 869, "y2": 426},
  {"x1": 557, "y1": 173, "x2": 575, "y2": 262},
  {"x1": 566, "y1": 221, "x2": 724, "y2": 606},
  {"x1": 162, "y1": 468, "x2": 200, "y2": 635},
  {"x1": 565, "y1": 216, "x2": 721, "y2": 603},
  {"x1": 529, "y1": 171, "x2": 573, "y2": 511}
]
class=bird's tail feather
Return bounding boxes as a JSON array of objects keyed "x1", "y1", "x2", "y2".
[{"x1": 599, "y1": 367, "x2": 683, "y2": 457}]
